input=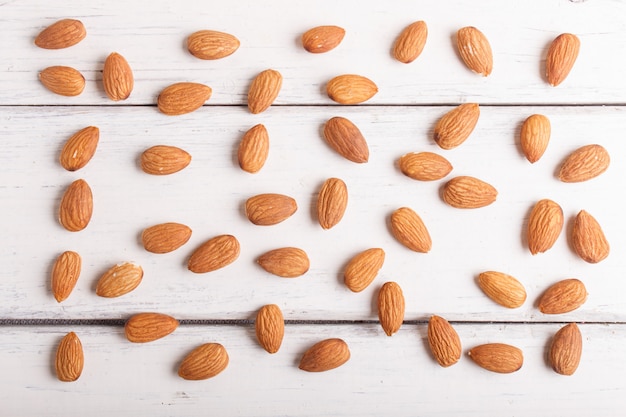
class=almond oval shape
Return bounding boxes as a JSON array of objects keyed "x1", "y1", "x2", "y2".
[
  {"x1": 96, "y1": 262, "x2": 143, "y2": 298},
  {"x1": 103, "y1": 52, "x2": 134, "y2": 101},
  {"x1": 378, "y1": 281, "x2": 405, "y2": 336},
  {"x1": 477, "y1": 271, "x2": 527, "y2": 309},
  {"x1": 125, "y1": 312, "x2": 179, "y2": 343},
  {"x1": 323, "y1": 117, "x2": 369, "y2": 163},
  {"x1": 35, "y1": 19, "x2": 86, "y2": 49},
  {"x1": 157, "y1": 82, "x2": 212, "y2": 116},
  {"x1": 247, "y1": 69, "x2": 282, "y2": 114},
  {"x1": 571, "y1": 210, "x2": 609, "y2": 263},
  {"x1": 257, "y1": 247, "x2": 310, "y2": 278},
  {"x1": 188, "y1": 234, "x2": 240, "y2": 273},
  {"x1": 179, "y1": 343, "x2": 229, "y2": 380},
  {"x1": 59, "y1": 126, "x2": 99, "y2": 171},
  {"x1": 442, "y1": 176, "x2": 497, "y2": 209},
  {"x1": 299, "y1": 338, "x2": 350, "y2": 372},
  {"x1": 399, "y1": 152, "x2": 452, "y2": 181},
  {"x1": 51, "y1": 251, "x2": 82, "y2": 302},
  {"x1": 59, "y1": 179, "x2": 93, "y2": 232},
  {"x1": 433, "y1": 103, "x2": 480, "y2": 150},
  {"x1": 142, "y1": 222, "x2": 192, "y2": 254},
  {"x1": 527, "y1": 199, "x2": 564, "y2": 255},
  {"x1": 317, "y1": 177, "x2": 348, "y2": 229},
  {"x1": 456, "y1": 26, "x2": 493, "y2": 76},
  {"x1": 427, "y1": 315, "x2": 462, "y2": 367},
  {"x1": 549, "y1": 323, "x2": 582, "y2": 376},
  {"x1": 520, "y1": 114, "x2": 551, "y2": 163},
  {"x1": 390, "y1": 207, "x2": 432, "y2": 253},
  {"x1": 39, "y1": 66, "x2": 85, "y2": 96},
  {"x1": 326, "y1": 74, "x2": 378, "y2": 104},
  {"x1": 140, "y1": 145, "x2": 192, "y2": 175},
  {"x1": 538, "y1": 279, "x2": 588, "y2": 314},
  {"x1": 238, "y1": 124, "x2": 269, "y2": 173},
  {"x1": 393, "y1": 20, "x2": 428, "y2": 64},
  {"x1": 546, "y1": 33, "x2": 580, "y2": 87},
  {"x1": 187, "y1": 30, "x2": 240, "y2": 60},
  {"x1": 245, "y1": 193, "x2": 297, "y2": 226},
  {"x1": 468, "y1": 343, "x2": 523, "y2": 373},
  {"x1": 255, "y1": 304, "x2": 285, "y2": 354},
  {"x1": 558, "y1": 144, "x2": 610, "y2": 183},
  {"x1": 55, "y1": 332, "x2": 84, "y2": 382},
  {"x1": 344, "y1": 248, "x2": 385, "y2": 293},
  {"x1": 302, "y1": 25, "x2": 345, "y2": 53}
]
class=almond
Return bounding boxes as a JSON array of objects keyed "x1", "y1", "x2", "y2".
[
  {"x1": 39, "y1": 66, "x2": 85, "y2": 96},
  {"x1": 442, "y1": 176, "x2": 497, "y2": 209},
  {"x1": 392, "y1": 21, "x2": 428, "y2": 64},
  {"x1": 299, "y1": 338, "x2": 350, "y2": 372},
  {"x1": 344, "y1": 248, "x2": 385, "y2": 293},
  {"x1": 433, "y1": 103, "x2": 480, "y2": 150},
  {"x1": 323, "y1": 116, "x2": 369, "y2": 163},
  {"x1": 95, "y1": 262, "x2": 143, "y2": 298},
  {"x1": 477, "y1": 271, "x2": 527, "y2": 309},
  {"x1": 390, "y1": 207, "x2": 432, "y2": 253},
  {"x1": 427, "y1": 315, "x2": 462, "y2": 367},
  {"x1": 178, "y1": 343, "x2": 229, "y2": 380},
  {"x1": 35, "y1": 19, "x2": 86, "y2": 49},
  {"x1": 538, "y1": 278, "x2": 588, "y2": 314},
  {"x1": 125, "y1": 312, "x2": 179, "y2": 343},
  {"x1": 255, "y1": 304, "x2": 284, "y2": 354},
  {"x1": 571, "y1": 210, "x2": 609, "y2": 263},
  {"x1": 55, "y1": 332, "x2": 84, "y2": 382},
  {"x1": 187, "y1": 30, "x2": 240, "y2": 60},
  {"x1": 238, "y1": 124, "x2": 269, "y2": 173},
  {"x1": 546, "y1": 33, "x2": 580, "y2": 87},
  {"x1": 456, "y1": 26, "x2": 493, "y2": 76},
  {"x1": 301, "y1": 25, "x2": 345, "y2": 53},
  {"x1": 558, "y1": 144, "x2": 610, "y2": 183},
  {"x1": 59, "y1": 178, "x2": 93, "y2": 232},
  {"x1": 51, "y1": 251, "x2": 82, "y2": 303},
  {"x1": 378, "y1": 281, "x2": 405, "y2": 336},
  {"x1": 245, "y1": 193, "x2": 297, "y2": 225},
  {"x1": 247, "y1": 69, "x2": 282, "y2": 114},
  {"x1": 520, "y1": 114, "x2": 551, "y2": 163},
  {"x1": 141, "y1": 222, "x2": 192, "y2": 254},
  {"x1": 317, "y1": 177, "x2": 348, "y2": 229},
  {"x1": 157, "y1": 82, "x2": 212, "y2": 116},
  {"x1": 140, "y1": 145, "x2": 192, "y2": 175},
  {"x1": 188, "y1": 234, "x2": 240, "y2": 273},
  {"x1": 102, "y1": 52, "x2": 134, "y2": 101},
  {"x1": 59, "y1": 126, "x2": 99, "y2": 171},
  {"x1": 326, "y1": 74, "x2": 378, "y2": 104},
  {"x1": 468, "y1": 343, "x2": 523, "y2": 373},
  {"x1": 549, "y1": 323, "x2": 582, "y2": 376},
  {"x1": 257, "y1": 247, "x2": 310, "y2": 278},
  {"x1": 527, "y1": 199, "x2": 564, "y2": 255},
  {"x1": 398, "y1": 152, "x2": 452, "y2": 181}
]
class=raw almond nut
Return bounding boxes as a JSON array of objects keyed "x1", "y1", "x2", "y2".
[
  {"x1": 520, "y1": 114, "x2": 551, "y2": 163},
  {"x1": 477, "y1": 271, "x2": 527, "y2": 309},
  {"x1": 51, "y1": 251, "x2": 82, "y2": 302},
  {"x1": 125, "y1": 312, "x2": 179, "y2": 343},
  {"x1": 571, "y1": 210, "x2": 609, "y2": 264},
  {"x1": 55, "y1": 332, "x2": 84, "y2": 382},
  {"x1": 35, "y1": 19, "x2": 86, "y2": 49},
  {"x1": 302, "y1": 25, "x2": 345, "y2": 53},
  {"x1": 378, "y1": 281, "x2": 405, "y2": 336},
  {"x1": 299, "y1": 338, "x2": 350, "y2": 372},
  {"x1": 317, "y1": 177, "x2": 348, "y2": 229},
  {"x1": 538, "y1": 278, "x2": 588, "y2": 314},
  {"x1": 255, "y1": 304, "x2": 284, "y2": 354},
  {"x1": 433, "y1": 103, "x2": 480, "y2": 150},
  {"x1": 39, "y1": 66, "x2": 85, "y2": 96},
  {"x1": 546, "y1": 33, "x2": 580, "y2": 87},
  {"x1": 188, "y1": 235, "x2": 240, "y2": 273},
  {"x1": 187, "y1": 30, "x2": 240, "y2": 60},
  {"x1": 398, "y1": 152, "x2": 452, "y2": 181},
  {"x1": 326, "y1": 74, "x2": 378, "y2": 104},
  {"x1": 247, "y1": 69, "x2": 282, "y2": 114},
  {"x1": 178, "y1": 343, "x2": 229, "y2": 380},
  {"x1": 59, "y1": 178, "x2": 93, "y2": 232},
  {"x1": 59, "y1": 126, "x2": 99, "y2": 171},
  {"x1": 96, "y1": 262, "x2": 143, "y2": 298},
  {"x1": 549, "y1": 323, "x2": 582, "y2": 376},
  {"x1": 456, "y1": 26, "x2": 493, "y2": 76},
  {"x1": 103, "y1": 52, "x2": 134, "y2": 101},
  {"x1": 442, "y1": 176, "x2": 497, "y2": 209},
  {"x1": 468, "y1": 343, "x2": 523, "y2": 373},
  {"x1": 141, "y1": 222, "x2": 192, "y2": 254},
  {"x1": 323, "y1": 117, "x2": 369, "y2": 163},
  {"x1": 344, "y1": 248, "x2": 385, "y2": 293},
  {"x1": 393, "y1": 20, "x2": 428, "y2": 64},
  {"x1": 427, "y1": 315, "x2": 462, "y2": 367},
  {"x1": 140, "y1": 145, "x2": 192, "y2": 175},
  {"x1": 238, "y1": 124, "x2": 269, "y2": 173},
  {"x1": 157, "y1": 82, "x2": 212, "y2": 116},
  {"x1": 257, "y1": 247, "x2": 310, "y2": 278},
  {"x1": 558, "y1": 144, "x2": 610, "y2": 183},
  {"x1": 527, "y1": 199, "x2": 564, "y2": 255},
  {"x1": 390, "y1": 207, "x2": 432, "y2": 253},
  {"x1": 245, "y1": 193, "x2": 297, "y2": 225}
]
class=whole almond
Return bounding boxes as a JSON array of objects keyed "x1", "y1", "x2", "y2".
[
  {"x1": 538, "y1": 278, "x2": 588, "y2": 314},
  {"x1": 103, "y1": 52, "x2": 134, "y2": 101},
  {"x1": 546, "y1": 33, "x2": 580, "y2": 87},
  {"x1": 378, "y1": 281, "x2": 405, "y2": 336},
  {"x1": 323, "y1": 116, "x2": 369, "y2": 163},
  {"x1": 55, "y1": 332, "x2": 84, "y2": 382},
  {"x1": 157, "y1": 82, "x2": 212, "y2": 116},
  {"x1": 39, "y1": 66, "x2": 85, "y2": 96},
  {"x1": 178, "y1": 343, "x2": 229, "y2": 380},
  {"x1": 571, "y1": 210, "x2": 609, "y2": 264},
  {"x1": 141, "y1": 222, "x2": 192, "y2": 254},
  {"x1": 302, "y1": 25, "x2": 345, "y2": 53},
  {"x1": 549, "y1": 323, "x2": 582, "y2": 376},
  {"x1": 477, "y1": 271, "x2": 527, "y2": 309},
  {"x1": 299, "y1": 338, "x2": 350, "y2": 372},
  {"x1": 558, "y1": 144, "x2": 610, "y2": 183},
  {"x1": 140, "y1": 145, "x2": 192, "y2": 175},
  {"x1": 255, "y1": 304, "x2": 285, "y2": 354},
  {"x1": 398, "y1": 152, "x2": 453, "y2": 181},
  {"x1": 393, "y1": 21, "x2": 428, "y2": 64},
  {"x1": 527, "y1": 199, "x2": 564, "y2": 255},
  {"x1": 188, "y1": 235, "x2": 240, "y2": 273},
  {"x1": 520, "y1": 114, "x2": 551, "y2": 163},
  {"x1": 59, "y1": 178, "x2": 93, "y2": 232},
  {"x1": 326, "y1": 74, "x2": 378, "y2": 104},
  {"x1": 35, "y1": 19, "x2": 86, "y2": 49},
  {"x1": 390, "y1": 207, "x2": 432, "y2": 253},
  {"x1": 468, "y1": 343, "x2": 523, "y2": 373},
  {"x1": 442, "y1": 176, "x2": 497, "y2": 209},
  {"x1": 433, "y1": 103, "x2": 480, "y2": 150},
  {"x1": 96, "y1": 262, "x2": 143, "y2": 298},
  {"x1": 238, "y1": 124, "x2": 270, "y2": 173},
  {"x1": 59, "y1": 126, "x2": 99, "y2": 171},
  {"x1": 427, "y1": 315, "x2": 462, "y2": 367},
  {"x1": 51, "y1": 251, "x2": 82, "y2": 303},
  {"x1": 257, "y1": 247, "x2": 310, "y2": 278},
  {"x1": 456, "y1": 26, "x2": 493, "y2": 76},
  {"x1": 245, "y1": 193, "x2": 297, "y2": 225},
  {"x1": 187, "y1": 30, "x2": 240, "y2": 60},
  {"x1": 247, "y1": 69, "x2": 282, "y2": 114},
  {"x1": 344, "y1": 248, "x2": 385, "y2": 293},
  {"x1": 317, "y1": 177, "x2": 348, "y2": 229},
  {"x1": 125, "y1": 313, "x2": 179, "y2": 343}
]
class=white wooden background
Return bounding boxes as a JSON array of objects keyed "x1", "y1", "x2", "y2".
[{"x1": 1, "y1": 0, "x2": 626, "y2": 415}]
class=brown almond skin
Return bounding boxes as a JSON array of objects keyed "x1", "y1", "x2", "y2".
[
  {"x1": 468, "y1": 343, "x2": 523, "y2": 373},
  {"x1": 558, "y1": 144, "x2": 610, "y2": 183},
  {"x1": 538, "y1": 279, "x2": 588, "y2": 314},
  {"x1": 323, "y1": 117, "x2": 369, "y2": 163},
  {"x1": 245, "y1": 193, "x2": 297, "y2": 226},
  {"x1": 456, "y1": 26, "x2": 493, "y2": 76},
  {"x1": 59, "y1": 179, "x2": 93, "y2": 232},
  {"x1": 299, "y1": 338, "x2": 350, "y2": 372},
  {"x1": 393, "y1": 21, "x2": 428, "y2": 64},
  {"x1": 546, "y1": 33, "x2": 580, "y2": 87},
  {"x1": 238, "y1": 124, "x2": 269, "y2": 173},
  {"x1": 434, "y1": 103, "x2": 480, "y2": 150},
  {"x1": 344, "y1": 248, "x2": 385, "y2": 293},
  {"x1": 255, "y1": 304, "x2": 285, "y2": 354},
  {"x1": 527, "y1": 199, "x2": 564, "y2": 255},
  {"x1": 141, "y1": 222, "x2": 192, "y2": 254},
  {"x1": 59, "y1": 126, "x2": 99, "y2": 172},
  {"x1": 188, "y1": 235, "x2": 240, "y2": 273},
  {"x1": 39, "y1": 66, "x2": 85, "y2": 96},
  {"x1": 378, "y1": 281, "x2": 405, "y2": 336},
  {"x1": 55, "y1": 332, "x2": 84, "y2": 382},
  {"x1": 317, "y1": 178, "x2": 348, "y2": 230},
  {"x1": 571, "y1": 210, "x2": 609, "y2": 264},
  {"x1": 442, "y1": 176, "x2": 497, "y2": 209},
  {"x1": 178, "y1": 343, "x2": 229, "y2": 380},
  {"x1": 95, "y1": 262, "x2": 143, "y2": 298},
  {"x1": 157, "y1": 82, "x2": 212, "y2": 116},
  {"x1": 390, "y1": 207, "x2": 432, "y2": 253},
  {"x1": 520, "y1": 114, "x2": 551, "y2": 163},
  {"x1": 427, "y1": 315, "x2": 462, "y2": 367},
  {"x1": 140, "y1": 145, "x2": 192, "y2": 175},
  {"x1": 477, "y1": 271, "x2": 527, "y2": 309},
  {"x1": 51, "y1": 251, "x2": 82, "y2": 303},
  {"x1": 247, "y1": 69, "x2": 282, "y2": 114},
  {"x1": 35, "y1": 19, "x2": 86, "y2": 49},
  {"x1": 399, "y1": 152, "x2": 452, "y2": 181},
  {"x1": 125, "y1": 312, "x2": 179, "y2": 343},
  {"x1": 326, "y1": 74, "x2": 378, "y2": 104},
  {"x1": 302, "y1": 25, "x2": 345, "y2": 53},
  {"x1": 257, "y1": 247, "x2": 310, "y2": 278},
  {"x1": 187, "y1": 30, "x2": 240, "y2": 60},
  {"x1": 103, "y1": 52, "x2": 134, "y2": 101},
  {"x1": 550, "y1": 323, "x2": 582, "y2": 376}
]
